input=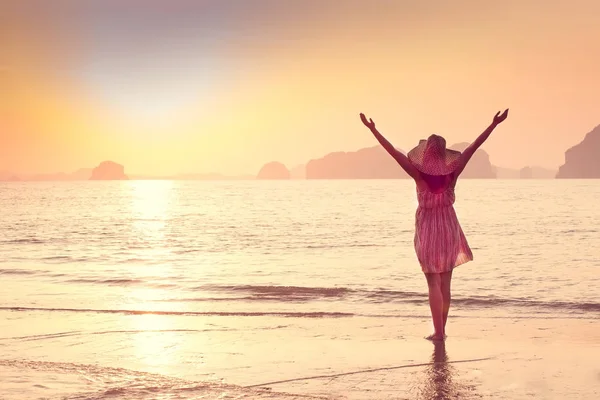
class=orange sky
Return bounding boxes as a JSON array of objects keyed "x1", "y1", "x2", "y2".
[{"x1": 1, "y1": 0, "x2": 599, "y2": 175}]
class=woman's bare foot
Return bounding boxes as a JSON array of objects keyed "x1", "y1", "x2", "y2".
[{"x1": 425, "y1": 333, "x2": 445, "y2": 341}]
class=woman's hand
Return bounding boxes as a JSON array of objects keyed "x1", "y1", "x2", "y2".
[
  {"x1": 493, "y1": 109, "x2": 509, "y2": 125},
  {"x1": 359, "y1": 113, "x2": 420, "y2": 179},
  {"x1": 360, "y1": 113, "x2": 376, "y2": 130}
]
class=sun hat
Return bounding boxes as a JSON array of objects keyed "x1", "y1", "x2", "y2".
[{"x1": 407, "y1": 134, "x2": 462, "y2": 176}]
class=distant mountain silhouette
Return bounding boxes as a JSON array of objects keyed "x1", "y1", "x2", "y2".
[
  {"x1": 90, "y1": 161, "x2": 128, "y2": 180},
  {"x1": 520, "y1": 166, "x2": 533, "y2": 179},
  {"x1": 306, "y1": 146, "x2": 410, "y2": 179},
  {"x1": 556, "y1": 124, "x2": 600, "y2": 178},
  {"x1": 305, "y1": 143, "x2": 495, "y2": 179},
  {"x1": 529, "y1": 166, "x2": 555, "y2": 179},
  {"x1": 72, "y1": 168, "x2": 93, "y2": 180},
  {"x1": 493, "y1": 166, "x2": 520, "y2": 179},
  {"x1": 537, "y1": 167, "x2": 555, "y2": 178},
  {"x1": 0, "y1": 171, "x2": 14, "y2": 181},
  {"x1": 0, "y1": 171, "x2": 20, "y2": 181},
  {"x1": 494, "y1": 165, "x2": 556, "y2": 179},
  {"x1": 448, "y1": 143, "x2": 496, "y2": 178},
  {"x1": 257, "y1": 162, "x2": 290, "y2": 179}
]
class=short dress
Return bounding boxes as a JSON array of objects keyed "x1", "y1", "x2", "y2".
[{"x1": 414, "y1": 183, "x2": 473, "y2": 273}]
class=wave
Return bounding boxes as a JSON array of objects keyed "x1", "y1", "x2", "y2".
[
  {"x1": 561, "y1": 228, "x2": 598, "y2": 234},
  {"x1": 0, "y1": 306, "x2": 354, "y2": 318},
  {"x1": 3, "y1": 271, "x2": 599, "y2": 314},
  {"x1": 67, "y1": 384, "x2": 313, "y2": 400},
  {"x1": 0, "y1": 268, "x2": 41, "y2": 276},
  {"x1": 66, "y1": 278, "x2": 179, "y2": 289},
  {"x1": 2, "y1": 325, "x2": 290, "y2": 342},
  {"x1": 198, "y1": 284, "x2": 352, "y2": 298},
  {"x1": 36, "y1": 277, "x2": 600, "y2": 314},
  {"x1": 0, "y1": 358, "x2": 318, "y2": 400},
  {"x1": 40, "y1": 255, "x2": 88, "y2": 264},
  {"x1": 0, "y1": 328, "x2": 233, "y2": 342},
  {"x1": 66, "y1": 278, "x2": 146, "y2": 286},
  {"x1": 1, "y1": 238, "x2": 44, "y2": 244},
  {"x1": 304, "y1": 243, "x2": 385, "y2": 249},
  {"x1": 193, "y1": 284, "x2": 600, "y2": 313},
  {"x1": 1, "y1": 304, "x2": 597, "y2": 319},
  {"x1": 449, "y1": 296, "x2": 600, "y2": 313}
]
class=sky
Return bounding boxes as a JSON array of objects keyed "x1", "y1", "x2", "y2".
[{"x1": 1, "y1": 0, "x2": 599, "y2": 175}]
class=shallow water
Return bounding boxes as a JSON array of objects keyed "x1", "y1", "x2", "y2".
[{"x1": 1, "y1": 180, "x2": 599, "y2": 398}]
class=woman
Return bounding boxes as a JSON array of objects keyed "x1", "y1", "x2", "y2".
[{"x1": 359, "y1": 110, "x2": 509, "y2": 341}]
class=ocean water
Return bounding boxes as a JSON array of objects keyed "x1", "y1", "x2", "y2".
[{"x1": 1, "y1": 180, "x2": 599, "y2": 399}]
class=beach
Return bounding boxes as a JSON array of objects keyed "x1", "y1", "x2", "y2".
[
  {"x1": 1, "y1": 311, "x2": 598, "y2": 399},
  {"x1": 1, "y1": 180, "x2": 599, "y2": 399}
]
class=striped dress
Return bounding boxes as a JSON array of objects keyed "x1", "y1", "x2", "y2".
[{"x1": 414, "y1": 185, "x2": 473, "y2": 273}]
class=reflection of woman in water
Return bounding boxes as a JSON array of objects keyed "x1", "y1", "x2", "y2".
[
  {"x1": 418, "y1": 341, "x2": 469, "y2": 400},
  {"x1": 360, "y1": 110, "x2": 508, "y2": 341}
]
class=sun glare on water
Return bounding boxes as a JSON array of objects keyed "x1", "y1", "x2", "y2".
[
  {"x1": 124, "y1": 180, "x2": 178, "y2": 310},
  {"x1": 130, "y1": 180, "x2": 174, "y2": 244},
  {"x1": 121, "y1": 181, "x2": 193, "y2": 372}
]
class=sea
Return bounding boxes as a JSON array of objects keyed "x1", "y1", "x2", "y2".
[{"x1": 0, "y1": 180, "x2": 599, "y2": 399}]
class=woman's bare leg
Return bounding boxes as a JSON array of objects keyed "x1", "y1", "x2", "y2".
[
  {"x1": 424, "y1": 273, "x2": 444, "y2": 340},
  {"x1": 440, "y1": 270, "x2": 453, "y2": 332}
]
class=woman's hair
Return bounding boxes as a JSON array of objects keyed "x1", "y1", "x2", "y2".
[{"x1": 420, "y1": 172, "x2": 453, "y2": 192}]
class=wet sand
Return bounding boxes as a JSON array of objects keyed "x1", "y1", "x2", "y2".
[{"x1": 1, "y1": 311, "x2": 598, "y2": 399}]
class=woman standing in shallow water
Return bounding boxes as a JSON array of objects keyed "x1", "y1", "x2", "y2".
[{"x1": 359, "y1": 109, "x2": 509, "y2": 341}]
